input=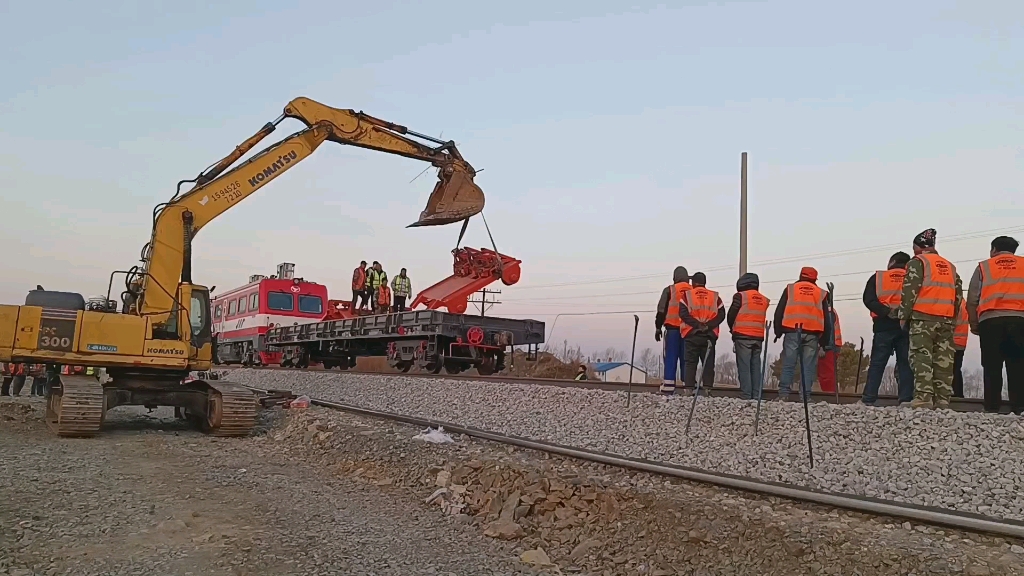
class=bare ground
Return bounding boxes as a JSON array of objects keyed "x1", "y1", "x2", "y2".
[{"x1": 2, "y1": 395, "x2": 1022, "y2": 576}]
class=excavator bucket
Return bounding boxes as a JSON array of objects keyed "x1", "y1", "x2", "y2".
[{"x1": 409, "y1": 165, "x2": 485, "y2": 227}]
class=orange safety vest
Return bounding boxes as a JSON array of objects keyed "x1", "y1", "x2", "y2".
[
  {"x1": 912, "y1": 253, "x2": 956, "y2": 318},
  {"x1": 377, "y1": 285, "x2": 392, "y2": 307},
  {"x1": 352, "y1": 267, "x2": 367, "y2": 290},
  {"x1": 872, "y1": 269, "x2": 906, "y2": 318},
  {"x1": 977, "y1": 254, "x2": 1024, "y2": 315},
  {"x1": 664, "y1": 282, "x2": 692, "y2": 328},
  {"x1": 10, "y1": 363, "x2": 25, "y2": 376},
  {"x1": 680, "y1": 287, "x2": 721, "y2": 338},
  {"x1": 953, "y1": 303, "x2": 969, "y2": 349},
  {"x1": 733, "y1": 290, "x2": 770, "y2": 339},
  {"x1": 781, "y1": 281, "x2": 826, "y2": 332},
  {"x1": 832, "y1": 311, "x2": 843, "y2": 346}
]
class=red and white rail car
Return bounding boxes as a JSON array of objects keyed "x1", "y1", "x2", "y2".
[{"x1": 211, "y1": 263, "x2": 328, "y2": 366}]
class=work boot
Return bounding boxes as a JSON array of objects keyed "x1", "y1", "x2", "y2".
[
  {"x1": 934, "y1": 400, "x2": 950, "y2": 410},
  {"x1": 774, "y1": 393, "x2": 790, "y2": 403},
  {"x1": 910, "y1": 398, "x2": 932, "y2": 409},
  {"x1": 858, "y1": 400, "x2": 875, "y2": 407}
]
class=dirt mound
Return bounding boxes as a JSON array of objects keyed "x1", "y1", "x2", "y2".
[{"x1": 506, "y1": 351, "x2": 581, "y2": 380}]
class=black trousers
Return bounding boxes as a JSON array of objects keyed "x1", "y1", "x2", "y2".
[
  {"x1": 952, "y1": 349, "x2": 965, "y2": 398},
  {"x1": 683, "y1": 335, "x2": 716, "y2": 389},
  {"x1": 394, "y1": 296, "x2": 407, "y2": 312},
  {"x1": 979, "y1": 316, "x2": 1024, "y2": 414},
  {"x1": 352, "y1": 289, "x2": 369, "y2": 310},
  {"x1": 10, "y1": 375, "x2": 27, "y2": 396}
]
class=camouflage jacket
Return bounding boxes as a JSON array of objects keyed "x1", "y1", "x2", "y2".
[{"x1": 898, "y1": 255, "x2": 963, "y2": 324}]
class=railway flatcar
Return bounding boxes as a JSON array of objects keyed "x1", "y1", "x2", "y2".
[
  {"x1": 266, "y1": 309, "x2": 544, "y2": 374},
  {"x1": 211, "y1": 263, "x2": 328, "y2": 366}
]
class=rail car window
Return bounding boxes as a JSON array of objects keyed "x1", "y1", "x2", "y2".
[
  {"x1": 249, "y1": 293, "x2": 258, "y2": 311},
  {"x1": 267, "y1": 292, "x2": 294, "y2": 311},
  {"x1": 237, "y1": 296, "x2": 247, "y2": 314},
  {"x1": 214, "y1": 305, "x2": 222, "y2": 319},
  {"x1": 228, "y1": 300, "x2": 237, "y2": 316},
  {"x1": 298, "y1": 295, "x2": 323, "y2": 314}
]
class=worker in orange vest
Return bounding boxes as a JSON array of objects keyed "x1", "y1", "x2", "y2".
[
  {"x1": 861, "y1": 251, "x2": 914, "y2": 405},
  {"x1": 9, "y1": 363, "x2": 27, "y2": 396},
  {"x1": 816, "y1": 309, "x2": 843, "y2": 393},
  {"x1": 899, "y1": 228, "x2": 963, "y2": 410},
  {"x1": 654, "y1": 266, "x2": 691, "y2": 395},
  {"x1": 774, "y1": 267, "x2": 833, "y2": 401},
  {"x1": 967, "y1": 235, "x2": 1024, "y2": 414},
  {"x1": 351, "y1": 260, "x2": 369, "y2": 311},
  {"x1": 727, "y1": 273, "x2": 769, "y2": 400},
  {"x1": 376, "y1": 284, "x2": 393, "y2": 314},
  {"x1": 953, "y1": 302, "x2": 969, "y2": 399},
  {"x1": 679, "y1": 272, "x2": 725, "y2": 394}
]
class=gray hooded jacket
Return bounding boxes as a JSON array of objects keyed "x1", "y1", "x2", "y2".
[{"x1": 655, "y1": 266, "x2": 689, "y2": 330}]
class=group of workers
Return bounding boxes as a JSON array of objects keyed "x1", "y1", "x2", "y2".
[
  {"x1": 1, "y1": 363, "x2": 86, "y2": 398},
  {"x1": 655, "y1": 229, "x2": 1024, "y2": 414},
  {"x1": 350, "y1": 261, "x2": 413, "y2": 314}
]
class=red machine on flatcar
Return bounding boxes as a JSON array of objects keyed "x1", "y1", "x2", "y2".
[{"x1": 211, "y1": 263, "x2": 328, "y2": 366}]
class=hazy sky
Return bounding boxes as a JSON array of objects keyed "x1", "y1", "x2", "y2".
[{"x1": 2, "y1": 1, "x2": 1021, "y2": 369}]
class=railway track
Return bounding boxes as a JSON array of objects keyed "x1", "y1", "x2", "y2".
[
  {"x1": 246, "y1": 385, "x2": 1024, "y2": 540},
  {"x1": 219, "y1": 364, "x2": 1002, "y2": 413}
]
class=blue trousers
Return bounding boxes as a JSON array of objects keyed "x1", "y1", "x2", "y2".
[
  {"x1": 779, "y1": 332, "x2": 819, "y2": 399},
  {"x1": 663, "y1": 328, "x2": 685, "y2": 384},
  {"x1": 734, "y1": 339, "x2": 763, "y2": 400},
  {"x1": 863, "y1": 328, "x2": 914, "y2": 404}
]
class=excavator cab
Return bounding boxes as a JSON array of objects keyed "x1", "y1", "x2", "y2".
[{"x1": 411, "y1": 164, "x2": 486, "y2": 227}]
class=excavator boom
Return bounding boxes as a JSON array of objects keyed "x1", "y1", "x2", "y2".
[{"x1": 137, "y1": 98, "x2": 485, "y2": 321}]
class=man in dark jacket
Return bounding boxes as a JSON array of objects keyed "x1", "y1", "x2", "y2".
[
  {"x1": 679, "y1": 272, "x2": 726, "y2": 393},
  {"x1": 862, "y1": 251, "x2": 914, "y2": 405},
  {"x1": 727, "y1": 273, "x2": 769, "y2": 399},
  {"x1": 655, "y1": 266, "x2": 690, "y2": 394}
]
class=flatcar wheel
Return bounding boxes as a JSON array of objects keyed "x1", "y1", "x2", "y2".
[
  {"x1": 424, "y1": 360, "x2": 443, "y2": 374},
  {"x1": 397, "y1": 361, "x2": 412, "y2": 373},
  {"x1": 477, "y1": 357, "x2": 496, "y2": 376}
]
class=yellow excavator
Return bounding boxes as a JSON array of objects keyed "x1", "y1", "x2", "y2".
[{"x1": 0, "y1": 97, "x2": 485, "y2": 437}]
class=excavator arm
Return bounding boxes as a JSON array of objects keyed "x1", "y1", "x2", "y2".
[{"x1": 135, "y1": 97, "x2": 485, "y2": 323}]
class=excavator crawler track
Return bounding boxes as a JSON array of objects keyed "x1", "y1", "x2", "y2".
[
  {"x1": 203, "y1": 380, "x2": 257, "y2": 437},
  {"x1": 46, "y1": 376, "x2": 105, "y2": 437}
]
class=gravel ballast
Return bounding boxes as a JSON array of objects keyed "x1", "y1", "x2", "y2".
[{"x1": 228, "y1": 369, "x2": 1024, "y2": 522}]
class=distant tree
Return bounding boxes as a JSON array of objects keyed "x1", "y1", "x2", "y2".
[
  {"x1": 597, "y1": 347, "x2": 627, "y2": 362},
  {"x1": 879, "y1": 365, "x2": 898, "y2": 396},
  {"x1": 543, "y1": 340, "x2": 584, "y2": 365},
  {"x1": 716, "y1": 354, "x2": 738, "y2": 386},
  {"x1": 964, "y1": 369, "x2": 984, "y2": 399},
  {"x1": 639, "y1": 348, "x2": 659, "y2": 376}
]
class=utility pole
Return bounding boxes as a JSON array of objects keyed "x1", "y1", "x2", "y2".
[
  {"x1": 739, "y1": 151, "x2": 749, "y2": 277},
  {"x1": 469, "y1": 288, "x2": 502, "y2": 316}
]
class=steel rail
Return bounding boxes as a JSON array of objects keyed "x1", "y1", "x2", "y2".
[
  {"x1": 246, "y1": 386, "x2": 1024, "y2": 539},
  {"x1": 224, "y1": 365, "x2": 999, "y2": 413}
]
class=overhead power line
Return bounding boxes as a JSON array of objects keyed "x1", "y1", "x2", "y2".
[
  {"x1": 511, "y1": 224, "x2": 1024, "y2": 292},
  {"x1": 503, "y1": 257, "x2": 984, "y2": 304}
]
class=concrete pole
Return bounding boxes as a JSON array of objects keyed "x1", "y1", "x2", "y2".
[{"x1": 740, "y1": 152, "x2": 748, "y2": 277}]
